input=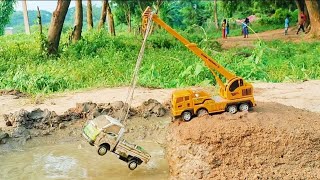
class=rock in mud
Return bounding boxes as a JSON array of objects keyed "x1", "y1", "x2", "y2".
[
  {"x1": 0, "y1": 129, "x2": 9, "y2": 144},
  {"x1": 136, "y1": 99, "x2": 167, "y2": 118},
  {"x1": 11, "y1": 127, "x2": 31, "y2": 141}
]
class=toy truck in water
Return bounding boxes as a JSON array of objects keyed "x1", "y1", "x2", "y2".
[{"x1": 82, "y1": 115, "x2": 151, "y2": 170}]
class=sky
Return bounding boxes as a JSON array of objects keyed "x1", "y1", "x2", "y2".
[{"x1": 15, "y1": 0, "x2": 102, "y2": 12}]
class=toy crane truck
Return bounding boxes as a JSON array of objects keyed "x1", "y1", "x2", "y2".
[
  {"x1": 142, "y1": 7, "x2": 256, "y2": 121},
  {"x1": 82, "y1": 115, "x2": 151, "y2": 170}
]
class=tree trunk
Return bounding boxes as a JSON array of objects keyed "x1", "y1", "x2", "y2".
[
  {"x1": 213, "y1": 0, "x2": 219, "y2": 29},
  {"x1": 295, "y1": 0, "x2": 310, "y2": 27},
  {"x1": 305, "y1": 0, "x2": 320, "y2": 37},
  {"x1": 47, "y1": 0, "x2": 71, "y2": 54},
  {"x1": 72, "y1": 0, "x2": 83, "y2": 42},
  {"x1": 87, "y1": 0, "x2": 93, "y2": 30},
  {"x1": 106, "y1": 1, "x2": 115, "y2": 36},
  {"x1": 22, "y1": 0, "x2": 30, "y2": 35},
  {"x1": 98, "y1": 0, "x2": 107, "y2": 30},
  {"x1": 37, "y1": 6, "x2": 42, "y2": 35},
  {"x1": 127, "y1": 8, "x2": 131, "y2": 32}
]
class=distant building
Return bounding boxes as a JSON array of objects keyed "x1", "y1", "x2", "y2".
[{"x1": 4, "y1": 27, "x2": 14, "y2": 35}]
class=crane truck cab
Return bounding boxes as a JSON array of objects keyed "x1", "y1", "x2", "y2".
[
  {"x1": 82, "y1": 115, "x2": 151, "y2": 170},
  {"x1": 171, "y1": 89, "x2": 256, "y2": 121}
]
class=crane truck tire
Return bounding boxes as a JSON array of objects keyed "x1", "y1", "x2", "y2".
[
  {"x1": 239, "y1": 103, "x2": 249, "y2": 112},
  {"x1": 97, "y1": 144, "x2": 110, "y2": 156},
  {"x1": 181, "y1": 111, "x2": 192, "y2": 122},
  {"x1": 227, "y1": 105, "x2": 238, "y2": 114},
  {"x1": 197, "y1": 108, "x2": 209, "y2": 117}
]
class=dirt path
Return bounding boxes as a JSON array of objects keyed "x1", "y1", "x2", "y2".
[
  {"x1": 217, "y1": 28, "x2": 311, "y2": 49},
  {"x1": 1, "y1": 80, "x2": 319, "y2": 128}
]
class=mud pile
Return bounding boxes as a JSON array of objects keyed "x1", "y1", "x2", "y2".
[
  {"x1": 2, "y1": 99, "x2": 167, "y2": 142},
  {"x1": 166, "y1": 102, "x2": 320, "y2": 179},
  {"x1": 0, "y1": 89, "x2": 26, "y2": 98}
]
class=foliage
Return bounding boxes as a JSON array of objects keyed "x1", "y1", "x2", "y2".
[
  {"x1": 0, "y1": 31, "x2": 319, "y2": 95},
  {"x1": 0, "y1": 0, "x2": 15, "y2": 35}
]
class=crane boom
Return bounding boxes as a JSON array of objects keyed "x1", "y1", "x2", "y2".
[{"x1": 142, "y1": 7, "x2": 235, "y2": 86}]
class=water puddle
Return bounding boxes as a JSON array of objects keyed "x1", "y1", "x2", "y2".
[{"x1": 0, "y1": 139, "x2": 169, "y2": 180}]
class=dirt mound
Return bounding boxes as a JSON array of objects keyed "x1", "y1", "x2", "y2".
[
  {"x1": 136, "y1": 99, "x2": 167, "y2": 118},
  {"x1": 0, "y1": 89, "x2": 26, "y2": 98},
  {"x1": 2, "y1": 99, "x2": 167, "y2": 142},
  {"x1": 166, "y1": 102, "x2": 320, "y2": 179}
]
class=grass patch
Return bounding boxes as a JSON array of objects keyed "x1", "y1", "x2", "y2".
[{"x1": 0, "y1": 30, "x2": 319, "y2": 95}]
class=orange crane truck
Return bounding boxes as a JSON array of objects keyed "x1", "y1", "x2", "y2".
[{"x1": 142, "y1": 7, "x2": 256, "y2": 121}]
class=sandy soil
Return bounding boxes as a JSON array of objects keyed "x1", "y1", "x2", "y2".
[
  {"x1": 1, "y1": 80, "x2": 319, "y2": 127},
  {"x1": 167, "y1": 103, "x2": 320, "y2": 179}
]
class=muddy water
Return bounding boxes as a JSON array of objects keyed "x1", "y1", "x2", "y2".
[{"x1": 0, "y1": 138, "x2": 169, "y2": 180}]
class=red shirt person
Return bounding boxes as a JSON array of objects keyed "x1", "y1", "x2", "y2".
[{"x1": 296, "y1": 12, "x2": 306, "y2": 34}]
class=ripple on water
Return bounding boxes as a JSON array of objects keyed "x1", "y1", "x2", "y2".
[{"x1": 33, "y1": 153, "x2": 88, "y2": 179}]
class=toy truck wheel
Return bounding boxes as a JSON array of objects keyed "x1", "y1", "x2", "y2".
[
  {"x1": 181, "y1": 111, "x2": 192, "y2": 122},
  {"x1": 197, "y1": 109, "x2": 208, "y2": 117},
  {"x1": 227, "y1": 105, "x2": 237, "y2": 114},
  {"x1": 97, "y1": 144, "x2": 109, "y2": 156},
  {"x1": 128, "y1": 160, "x2": 138, "y2": 170},
  {"x1": 239, "y1": 103, "x2": 249, "y2": 112}
]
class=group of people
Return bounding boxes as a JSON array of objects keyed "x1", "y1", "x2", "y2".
[
  {"x1": 221, "y1": 18, "x2": 250, "y2": 39},
  {"x1": 221, "y1": 12, "x2": 307, "y2": 39},
  {"x1": 285, "y1": 12, "x2": 306, "y2": 35}
]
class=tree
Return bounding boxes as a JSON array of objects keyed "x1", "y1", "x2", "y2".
[
  {"x1": 0, "y1": 0, "x2": 15, "y2": 35},
  {"x1": 47, "y1": 0, "x2": 71, "y2": 54},
  {"x1": 305, "y1": 0, "x2": 320, "y2": 37},
  {"x1": 106, "y1": 1, "x2": 115, "y2": 36},
  {"x1": 87, "y1": 0, "x2": 93, "y2": 29},
  {"x1": 213, "y1": 0, "x2": 219, "y2": 29},
  {"x1": 22, "y1": 0, "x2": 30, "y2": 35},
  {"x1": 98, "y1": 0, "x2": 107, "y2": 30},
  {"x1": 72, "y1": 0, "x2": 83, "y2": 42}
]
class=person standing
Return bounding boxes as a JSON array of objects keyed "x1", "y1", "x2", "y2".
[
  {"x1": 243, "y1": 18, "x2": 249, "y2": 38},
  {"x1": 222, "y1": 19, "x2": 227, "y2": 38},
  {"x1": 226, "y1": 20, "x2": 230, "y2": 38},
  {"x1": 284, "y1": 15, "x2": 289, "y2": 35},
  {"x1": 296, "y1": 12, "x2": 305, "y2": 34}
]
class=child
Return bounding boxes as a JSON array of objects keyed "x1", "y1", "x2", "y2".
[
  {"x1": 296, "y1": 12, "x2": 305, "y2": 34},
  {"x1": 226, "y1": 20, "x2": 230, "y2": 38},
  {"x1": 243, "y1": 18, "x2": 249, "y2": 38},
  {"x1": 222, "y1": 19, "x2": 227, "y2": 38},
  {"x1": 284, "y1": 15, "x2": 289, "y2": 35}
]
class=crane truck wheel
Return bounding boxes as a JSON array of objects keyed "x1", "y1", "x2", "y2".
[
  {"x1": 128, "y1": 160, "x2": 138, "y2": 170},
  {"x1": 181, "y1": 111, "x2": 192, "y2": 122},
  {"x1": 197, "y1": 109, "x2": 208, "y2": 117},
  {"x1": 227, "y1": 105, "x2": 237, "y2": 114},
  {"x1": 239, "y1": 103, "x2": 249, "y2": 112},
  {"x1": 97, "y1": 144, "x2": 110, "y2": 156}
]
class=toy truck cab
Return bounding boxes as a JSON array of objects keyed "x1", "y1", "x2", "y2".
[
  {"x1": 171, "y1": 89, "x2": 218, "y2": 121},
  {"x1": 82, "y1": 115, "x2": 151, "y2": 170}
]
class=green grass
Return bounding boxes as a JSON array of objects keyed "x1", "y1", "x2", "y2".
[{"x1": 0, "y1": 30, "x2": 319, "y2": 95}]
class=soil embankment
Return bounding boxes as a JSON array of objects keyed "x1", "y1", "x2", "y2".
[
  {"x1": 166, "y1": 102, "x2": 320, "y2": 179},
  {"x1": 1, "y1": 81, "x2": 320, "y2": 179}
]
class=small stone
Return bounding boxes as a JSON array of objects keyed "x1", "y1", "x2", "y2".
[{"x1": 59, "y1": 123, "x2": 66, "y2": 129}]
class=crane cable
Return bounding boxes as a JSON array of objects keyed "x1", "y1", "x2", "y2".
[{"x1": 120, "y1": 14, "x2": 154, "y2": 122}]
